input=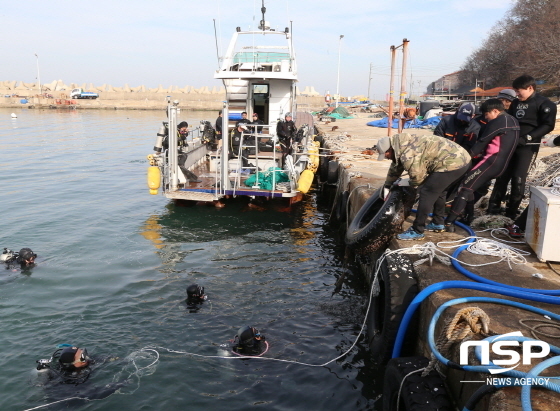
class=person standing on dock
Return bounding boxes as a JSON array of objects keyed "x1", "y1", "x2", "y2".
[
  {"x1": 444, "y1": 99, "x2": 520, "y2": 231},
  {"x1": 487, "y1": 74, "x2": 557, "y2": 217},
  {"x1": 376, "y1": 133, "x2": 471, "y2": 240}
]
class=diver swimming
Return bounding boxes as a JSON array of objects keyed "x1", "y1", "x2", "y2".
[
  {"x1": 231, "y1": 326, "x2": 268, "y2": 357},
  {"x1": 2, "y1": 247, "x2": 36, "y2": 269}
]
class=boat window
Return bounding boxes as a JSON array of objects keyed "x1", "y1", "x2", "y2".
[
  {"x1": 253, "y1": 84, "x2": 269, "y2": 94},
  {"x1": 232, "y1": 52, "x2": 290, "y2": 64}
]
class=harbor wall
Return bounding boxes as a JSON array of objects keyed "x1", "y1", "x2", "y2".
[{"x1": 0, "y1": 80, "x2": 326, "y2": 111}]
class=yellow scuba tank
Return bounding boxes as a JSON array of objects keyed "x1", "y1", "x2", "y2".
[
  {"x1": 297, "y1": 169, "x2": 314, "y2": 194},
  {"x1": 147, "y1": 166, "x2": 161, "y2": 195}
]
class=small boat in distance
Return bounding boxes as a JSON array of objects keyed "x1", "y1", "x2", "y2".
[{"x1": 147, "y1": 9, "x2": 319, "y2": 206}]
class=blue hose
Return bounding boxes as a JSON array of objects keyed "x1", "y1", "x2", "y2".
[
  {"x1": 451, "y1": 221, "x2": 560, "y2": 295},
  {"x1": 392, "y1": 281, "x2": 560, "y2": 358},
  {"x1": 521, "y1": 356, "x2": 560, "y2": 410}
]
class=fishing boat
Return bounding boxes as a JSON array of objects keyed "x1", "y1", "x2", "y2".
[{"x1": 147, "y1": 9, "x2": 319, "y2": 205}]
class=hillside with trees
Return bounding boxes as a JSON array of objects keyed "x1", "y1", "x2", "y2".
[{"x1": 458, "y1": 0, "x2": 560, "y2": 95}]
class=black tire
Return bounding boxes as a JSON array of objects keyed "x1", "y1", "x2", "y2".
[
  {"x1": 327, "y1": 160, "x2": 339, "y2": 184},
  {"x1": 383, "y1": 357, "x2": 453, "y2": 411},
  {"x1": 367, "y1": 253, "x2": 418, "y2": 364},
  {"x1": 314, "y1": 134, "x2": 324, "y2": 146},
  {"x1": 345, "y1": 186, "x2": 415, "y2": 255},
  {"x1": 334, "y1": 190, "x2": 349, "y2": 223},
  {"x1": 319, "y1": 154, "x2": 330, "y2": 182}
]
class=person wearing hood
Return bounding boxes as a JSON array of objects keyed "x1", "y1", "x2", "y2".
[
  {"x1": 376, "y1": 133, "x2": 471, "y2": 240},
  {"x1": 444, "y1": 99, "x2": 520, "y2": 230}
]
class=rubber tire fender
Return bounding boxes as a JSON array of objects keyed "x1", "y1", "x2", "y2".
[
  {"x1": 345, "y1": 186, "x2": 415, "y2": 254},
  {"x1": 334, "y1": 190, "x2": 349, "y2": 223},
  {"x1": 367, "y1": 253, "x2": 418, "y2": 364},
  {"x1": 383, "y1": 356, "x2": 453, "y2": 411},
  {"x1": 327, "y1": 160, "x2": 339, "y2": 185},
  {"x1": 319, "y1": 154, "x2": 330, "y2": 182}
]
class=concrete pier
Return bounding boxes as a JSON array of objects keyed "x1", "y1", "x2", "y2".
[{"x1": 320, "y1": 112, "x2": 560, "y2": 410}]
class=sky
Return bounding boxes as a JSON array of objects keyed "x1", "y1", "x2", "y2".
[{"x1": 1, "y1": 0, "x2": 513, "y2": 99}]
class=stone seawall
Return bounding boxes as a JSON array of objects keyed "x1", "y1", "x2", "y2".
[{"x1": 0, "y1": 92, "x2": 325, "y2": 111}]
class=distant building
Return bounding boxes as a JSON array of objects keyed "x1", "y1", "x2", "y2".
[{"x1": 425, "y1": 71, "x2": 463, "y2": 100}]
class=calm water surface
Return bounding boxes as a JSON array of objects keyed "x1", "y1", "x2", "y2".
[{"x1": 1, "y1": 107, "x2": 381, "y2": 410}]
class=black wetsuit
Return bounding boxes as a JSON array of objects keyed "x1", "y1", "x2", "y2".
[
  {"x1": 434, "y1": 113, "x2": 480, "y2": 151},
  {"x1": 488, "y1": 92, "x2": 557, "y2": 218},
  {"x1": 447, "y1": 113, "x2": 520, "y2": 224},
  {"x1": 215, "y1": 116, "x2": 223, "y2": 140},
  {"x1": 34, "y1": 359, "x2": 129, "y2": 406},
  {"x1": 232, "y1": 338, "x2": 266, "y2": 356},
  {"x1": 276, "y1": 120, "x2": 297, "y2": 161}
]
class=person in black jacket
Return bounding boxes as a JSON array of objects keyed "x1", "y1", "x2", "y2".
[
  {"x1": 433, "y1": 102, "x2": 478, "y2": 150},
  {"x1": 214, "y1": 110, "x2": 223, "y2": 140},
  {"x1": 276, "y1": 112, "x2": 297, "y2": 165},
  {"x1": 487, "y1": 74, "x2": 557, "y2": 218},
  {"x1": 445, "y1": 99, "x2": 520, "y2": 230}
]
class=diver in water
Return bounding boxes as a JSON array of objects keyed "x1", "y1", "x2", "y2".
[
  {"x1": 2, "y1": 247, "x2": 36, "y2": 270},
  {"x1": 231, "y1": 326, "x2": 267, "y2": 356},
  {"x1": 33, "y1": 344, "x2": 130, "y2": 405},
  {"x1": 185, "y1": 284, "x2": 206, "y2": 311}
]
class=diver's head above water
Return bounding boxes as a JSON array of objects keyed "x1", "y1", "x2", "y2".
[
  {"x1": 235, "y1": 326, "x2": 263, "y2": 348},
  {"x1": 186, "y1": 284, "x2": 206, "y2": 303},
  {"x1": 17, "y1": 248, "x2": 36, "y2": 266},
  {"x1": 58, "y1": 346, "x2": 91, "y2": 371}
]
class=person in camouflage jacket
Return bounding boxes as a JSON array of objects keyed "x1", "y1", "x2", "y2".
[{"x1": 377, "y1": 133, "x2": 471, "y2": 240}]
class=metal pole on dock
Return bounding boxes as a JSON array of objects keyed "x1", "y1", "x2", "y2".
[
  {"x1": 335, "y1": 34, "x2": 344, "y2": 108},
  {"x1": 34, "y1": 53, "x2": 41, "y2": 96},
  {"x1": 168, "y1": 100, "x2": 179, "y2": 191},
  {"x1": 387, "y1": 45, "x2": 396, "y2": 136},
  {"x1": 397, "y1": 39, "x2": 409, "y2": 133}
]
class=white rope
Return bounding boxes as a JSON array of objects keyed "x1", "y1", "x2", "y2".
[
  {"x1": 397, "y1": 233, "x2": 530, "y2": 271},
  {"x1": 551, "y1": 176, "x2": 560, "y2": 196},
  {"x1": 141, "y1": 253, "x2": 393, "y2": 369},
  {"x1": 396, "y1": 367, "x2": 425, "y2": 411}
]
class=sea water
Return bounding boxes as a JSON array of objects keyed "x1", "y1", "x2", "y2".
[{"x1": 0, "y1": 107, "x2": 381, "y2": 410}]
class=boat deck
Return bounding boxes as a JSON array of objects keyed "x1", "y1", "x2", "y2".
[{"x1": 167, "y1": 151, "x2": 298, "y2": 201}]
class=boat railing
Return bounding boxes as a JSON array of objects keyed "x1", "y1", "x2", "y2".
[{"x1": 231, "y1": 124, "x2": 282, "y2": 196}]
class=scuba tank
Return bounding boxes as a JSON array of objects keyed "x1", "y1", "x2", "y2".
[
  {"x1": 1, "y1": 248, "x2": 16, "y2": 263},
  {"x1": 153, "y1": 123, "x2": 169, "y2": 153}
]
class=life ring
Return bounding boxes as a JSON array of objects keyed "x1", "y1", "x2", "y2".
[
  {"x1": 366, "y1": 253, "x2": 418, "y2": 364},
  {"x1": 345, "y1": 186, "x2": 415, "y2": 255},
  {"x1": 327, "y1": 160, "x2": 339, "y2": 185},
  {"x1": 383, "y1": 356, "x2": 453, "y2": 411}
]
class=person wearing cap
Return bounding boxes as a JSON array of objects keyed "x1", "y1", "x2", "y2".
[
  {"x1": 444, "y1": 99, "x2": 519, "y2": 231},
  {"x1": 377, "y1": 133, "x2": 471, "y2": 240},
  {"x1": 276, "y1": 112, "x2": 297, "y2": 165},
  {"x1": 487, "y1": 74, "x2": 557, "y2": 217},
  {"x1": 497, "y1": 89, "x2": 516, "y2": 110},
  {"x1": 434, "y1": 102, "x2": 479, "y2": 150}
]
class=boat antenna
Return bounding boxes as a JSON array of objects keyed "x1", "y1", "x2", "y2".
[
  {"x1": 213, "y1": 19, "x2": 220, "y2": 68},
  {"x1": 260, "y1": 0, "x2": 266, "y2": 31}
]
